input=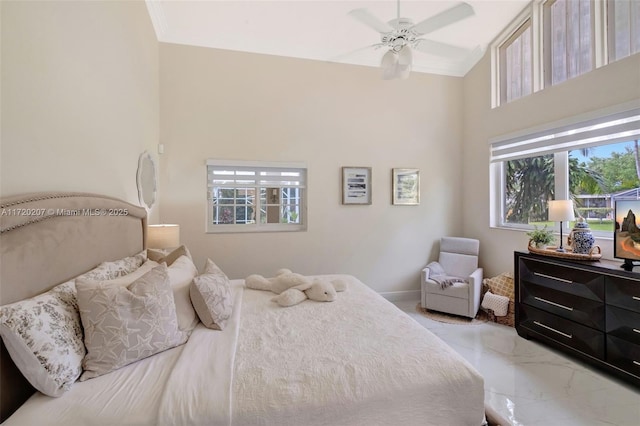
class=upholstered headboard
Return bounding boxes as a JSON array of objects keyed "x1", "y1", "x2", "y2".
[{"x1": 0, "y1": 192, "x2": 147, "y2": 422}]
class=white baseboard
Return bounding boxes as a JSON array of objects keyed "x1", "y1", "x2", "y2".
[{"x1": 379, "y1": 289, "x2": 421, "y2": 302}]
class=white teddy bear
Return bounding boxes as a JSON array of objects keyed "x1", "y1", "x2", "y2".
[{"x1": 244, "y1": 269, "x2": 347, "y2": 307}]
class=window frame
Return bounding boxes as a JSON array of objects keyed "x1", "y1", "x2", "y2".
[
  {"x1": 206, "y1": 159, "x2": 307, "y2": 234},
  {"x1": 490, "y1": 101, "x2": 640, "y2": 236},
  {"x1": 499, "y1": 18, "x2": 534, "y2": 104},
  {"x1": 607, "y1": 0, "x2": 640, "y2": 62},
  {"x1": 491, "y1": 0, "x2": 634, "y2": 107},
  {"x1": 543, "y1": 0, "x2": 596, "y2": 87}
]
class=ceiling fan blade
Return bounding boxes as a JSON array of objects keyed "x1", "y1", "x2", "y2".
[
  {"x1": 413, "y1": 39, "x2": 471, "y2": 58},
  {"x1": 328, "y1": 43, "x2": 385, "y2": 63},
  {"x1": 348, "y1": 8, "x2": 393, "y2": 34},
  {"x1": 410, "y1": 2, "x2": 475, "y2": 36}
]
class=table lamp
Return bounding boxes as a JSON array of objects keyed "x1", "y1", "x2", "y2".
[
  {"x1": 147, "y1": 224, "x2": 180, "y2": 249},
  {"x1": 548, "y1": 200, "x2": 575, "y2": 252}
]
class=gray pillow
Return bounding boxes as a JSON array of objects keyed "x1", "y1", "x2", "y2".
[
  {"x1": 190, "y1": 259, "x2": 233, "y2": 330},
  {"x1": 77, "y1": 264, "x2": 187, "y2": 380}
]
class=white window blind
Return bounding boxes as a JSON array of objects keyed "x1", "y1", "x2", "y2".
[
  {"x1": 490, "y1": 103, "x2": 640, "y2": 163},
  {"x1": 207, "y1": 163, "x2": 306, "y2": 192}
]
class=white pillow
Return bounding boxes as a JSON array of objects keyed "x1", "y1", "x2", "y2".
[
  {"x1": 0, "y1": 280, "x2": 85, "y2": 397},
  {"x1": 190, "y1": 259, "x2": 233, "y2": 330},
  {"x1": 167, "y1": 255, "x2": 199, "y2": 332},
  {"x1": 77, "y1": 264, "x2": 187, "y2": 380}
]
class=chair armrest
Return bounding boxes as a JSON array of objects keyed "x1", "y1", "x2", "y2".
[
  {"x1": 421, "y1": 267, "x2": 431, "y2": 282},
  {"x1": 468, "y1": 268, "x2": 483, "y2": 291}
]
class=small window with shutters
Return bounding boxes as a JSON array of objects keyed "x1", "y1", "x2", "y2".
[{"x1": 206, "y1": 160, "x2": 306, "y2": 233}]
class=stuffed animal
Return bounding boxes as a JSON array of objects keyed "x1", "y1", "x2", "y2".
[{"x1": 245, "y1": 269, "x2": 347, "y2": 307}]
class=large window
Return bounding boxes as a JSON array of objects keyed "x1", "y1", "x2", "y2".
[
  {"x1": 491, "y1": 103, "x2": 640, "y2": 235},
  {"x1": 544, "y1": 0, "x2": 593, "y2": 86},
  {"x1": 206, "y1": 160, "x2": 306, "y2": 233},
  {"x1": 608, "y1": 0, "x2": 640, "y2": 62},
  {"x1": 500, "y1": 19, "x2": 533, "y2": 104}
]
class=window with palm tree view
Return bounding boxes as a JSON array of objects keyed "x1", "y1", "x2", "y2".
[{"x1": 503, "y1": 140, "x2": 640, "y2": 235}]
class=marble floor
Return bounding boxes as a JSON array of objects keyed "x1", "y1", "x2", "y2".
[{"x1": 393, "y1": 299, "x2": 640, "y2": 426}]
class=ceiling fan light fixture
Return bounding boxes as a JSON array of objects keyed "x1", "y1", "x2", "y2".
[
  {"x1": 397, "y1": 45, "x2": 412, "y2": 79},
  {"x1": 381, "y1": 49, "x2": 398, "y2": 80}
]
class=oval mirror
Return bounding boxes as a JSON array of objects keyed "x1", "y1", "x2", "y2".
[{"x1": 136, "y1": 151, "x2": 157, "y2": 210}]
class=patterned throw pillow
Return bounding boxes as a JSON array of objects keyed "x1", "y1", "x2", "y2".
[
  {"x1": 483, "y1": 272, "x2": 515, "y2": 301},
  {"x1": 190, "y1": 259, "x2": 233, "y2": 330},
  {"x1": 80, "y1": 250, "x2": 147, "y2": 281},
  {"x1": 76, "y1": 264, "x2": 187, "y2": 380},
  {"x1": 0, "y1": 281, "x2": 85, "y2": 397},
  {"x1": 481, "y1": 291, "x2": 510, "y2": 316}
]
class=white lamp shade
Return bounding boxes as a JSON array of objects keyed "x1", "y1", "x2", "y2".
[
  {"x1": 381, "y1": 50, "x2": 398, "y2": 80},
  {"x1": 397, "y1": 46, "x2": 412, "y2": 79},
  {"x1": 548, "y1": 200, "x2": 575, "y2": 222},
  {"x1": 147, "y1": 224, "x2": 180, "y2": 249}
]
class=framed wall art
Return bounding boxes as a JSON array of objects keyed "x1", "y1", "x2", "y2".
[
  {"x1": 392, "y1": 168, "x2": 420, "y2": 205},
  {"x1": 342, "y1": 167, "x2": 372, "y2": 205}
]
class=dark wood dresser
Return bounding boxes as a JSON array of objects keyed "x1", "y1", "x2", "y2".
[{"x1": 515, "y1": 251, "x2": 640, "y2": 387}]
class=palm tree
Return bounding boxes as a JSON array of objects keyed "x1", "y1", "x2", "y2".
[
  {"x1": 505, "y1": 155, "x2": 604, "y2": 224},
  {"x1": 505, "y1": 155, "x2": 554, "y2": 223}
]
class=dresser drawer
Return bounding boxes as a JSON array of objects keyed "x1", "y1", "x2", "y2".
[
  {"x1": 606, "y1": 335, "x2": 640, "y2": 378},
  {"x1": 518, "y1": 257, "x2": 604, "y2": 302},
  {"x1": 521, "y1": 283, "x2": 604, "y2": 330},
  {"x1": 606, "y1": 305, "x2": 640, "y2": 345},
  {"x1": 520, "y1": 304, "x2": 605, "y2": 360},
  {"x1": 606, "y1": 276, "x2": 640, "y2": 314}
]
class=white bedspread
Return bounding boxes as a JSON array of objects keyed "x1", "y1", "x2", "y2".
[
  {"x1": 5, "y1": 276, "x2": 485, "y2": 426},
  {"x1": 231, "y1": 275, "x2": 484, "y2": 426}
]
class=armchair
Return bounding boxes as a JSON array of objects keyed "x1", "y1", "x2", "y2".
[{"x1": 421, "y1": 237, "x2": 483, "y2": 318}]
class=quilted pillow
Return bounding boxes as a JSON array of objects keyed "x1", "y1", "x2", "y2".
[
  {"x1": 190, "y1": 259, "x2": 233, "y2": 330},
  {"x1": 0, "y1": 280, "x2": 85, "y2": 397},
  {"x1": 76, "y1": 264, "x2": 187, "y2": 380},
  {"x1": 80, "y1": 250, "x2": 147, "y2": 281},
  {"x1": 481, "y1": 291, "x2": 510, "y2": 316},
  {"x1": 483, "y1": 272, "x2": 515, "y2": 301}
]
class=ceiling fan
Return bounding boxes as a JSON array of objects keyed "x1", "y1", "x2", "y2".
[{"x1": 347, "y1": 1, "x2": 475, "y2": 79}]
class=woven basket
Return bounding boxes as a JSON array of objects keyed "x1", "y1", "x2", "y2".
[
  {"x1": 485, "y1": 302, "x2": 515, "y2": 327},
  {"x1": 482, "y1": 280, "x2": 515, "y2": 327}
]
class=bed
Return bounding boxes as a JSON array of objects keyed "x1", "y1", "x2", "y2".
[{"x1": 0, "y1": 192, "x2": 486, "y2": 425}]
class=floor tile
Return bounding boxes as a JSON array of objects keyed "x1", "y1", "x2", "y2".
[{"x1": 394, "y1": 299, "x2": 640, "y2": 426}]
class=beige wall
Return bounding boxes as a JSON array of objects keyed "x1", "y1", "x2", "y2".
[
  {"x1": 462, "y1": 53, "x2": 640, "y2": 277},
  {"x1": 159, "y1": 43, "x2": 464, "y2": 294},
  {"x1": 1, "y1": 0, "x2": 159, "y2": 221}
]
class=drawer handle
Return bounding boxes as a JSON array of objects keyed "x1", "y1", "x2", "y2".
[
  {"x1": 533, "y1": 321, "x2": 573, "y2": 339},
  {"x1": 634, "y1": 361, "x2": 640, "y2": 367},
  {"x1": 634, "y1": 329, "x2": 640, "y2": 334},
  {"x1": 534, "y1": 297, "x2": 574, "y2": 311},
  {"x1": 633, "y1": 296, "x2": 640, "y2": 301},
  {"x1": 533, "y1": 272, "x2": 573, "y2": 284}
]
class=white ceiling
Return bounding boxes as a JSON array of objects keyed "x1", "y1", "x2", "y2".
[{"x1": 146, "y1": 0, "x2": 530, "y2": 77}]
